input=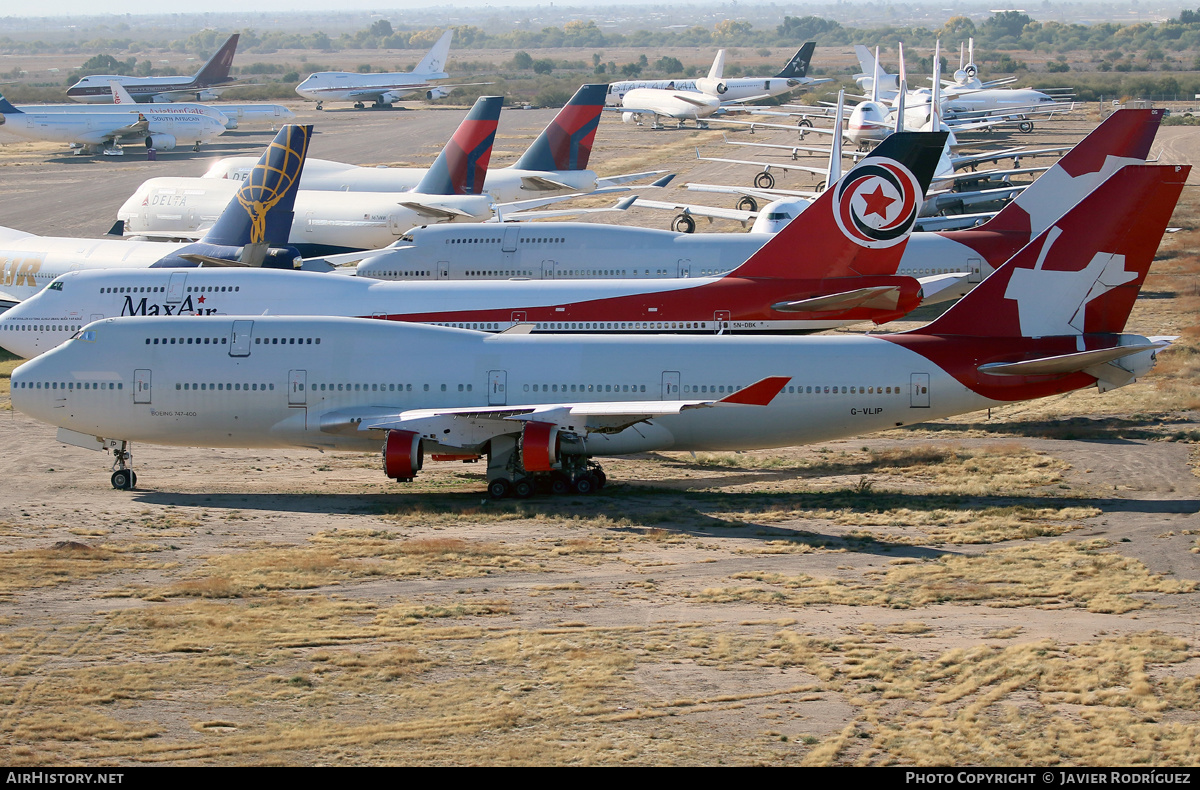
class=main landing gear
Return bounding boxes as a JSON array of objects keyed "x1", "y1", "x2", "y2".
[
  {"x1": 316, "y1": 101, "x2": 324, "y2": 110},
  {"x1": 109, "y1": 442, "x2": 136, "y2": 491},
  {"x1": 487, "y1": 459, "x2": 608, "y2": 500}
]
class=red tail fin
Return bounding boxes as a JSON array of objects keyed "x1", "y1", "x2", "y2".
[
  {"x1": 916, "y1": 164, "x2": 1187, "y2": 338},
  {"x1": 414, "y1": 96, "x2": 503, "y2": 196},
  {"x1": 731, "y1": 132, "x2": 945, "y2": 279},
  {"x1": 971, "y1": 108, "x2": 1162, "y2": 239}
]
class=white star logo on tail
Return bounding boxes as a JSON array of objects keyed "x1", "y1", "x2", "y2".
[{"x1": 1004, "y1": 225, "x2": 1137, "y2": 338}]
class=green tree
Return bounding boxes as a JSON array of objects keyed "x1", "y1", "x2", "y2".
[{"x1": 511, "y1": 51, "x2": 533, "y2": 70}]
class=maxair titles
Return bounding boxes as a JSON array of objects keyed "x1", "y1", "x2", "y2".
[{"x1": 120, "y1": 294, "x2": 219, "y2": 317}]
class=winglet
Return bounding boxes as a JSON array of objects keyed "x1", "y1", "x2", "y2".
[
  {"x1": 415, "y1": 95, "x2": 503, "y2": 196},
  {"x1": 717, "y1": 376, "x2": 791, "y2": 406},
  {"x1": 512, "y1": 83, "x2": 605, "y2": 172},
  {"x1": 651, "y1": 173, "x2": 675, "y2": 188}
]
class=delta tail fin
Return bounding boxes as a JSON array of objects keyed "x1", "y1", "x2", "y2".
[
  {"x1": 916, "y1": 164, "x2": 1188, "y2": 339},
  {"x1": 202, "y1": 124, "x2": 312, "y2": 248},
  {"x1": 414, "y1": 95, "x2": 503, "y2": 196},
  {"x1": 730, "y1": 131, "x2": 946, "y2": 279},
  {"x1": 776, "y1": 42, "x2": 816, "y2": 79},
  {"x1": 413, "y1": 30, "x2": 453, "y2": 77},
  {"x1": 193, "y1": 34, "x2": 240, "y2": 87},
  {"x1": 512, "y1": 83, "x2": 604, "y2": 172},
  {"x1": 972, "y1": 108, "x2": 1162, "y2": 240}
]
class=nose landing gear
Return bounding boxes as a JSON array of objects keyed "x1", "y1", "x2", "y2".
[{"x1": 109, "y1": 442, "x2": 136, "y2": 490}]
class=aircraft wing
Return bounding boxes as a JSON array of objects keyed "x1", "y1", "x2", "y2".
[
  {"x1": 627, "y1": 197, "x2": 757, "y2": 225},
  {"x1": 695, "y1": 153, "x2": 827, "y2": 178},
  {"x1": 932, "y1": 165, "x2": 1050, "y2": 187},
  {"x1": 596, "y1": 170, "x2": 670, "y2": 188},
  {"x1": 685, "y1": 183, "x2": 820, "y2": 202},
  {"x1": 494, "y1": 195, "x2": 638, "y2": 222},
  {"x1": 339, "y1": 376, "x2": 791, "y2": 444},
  {"x1": 106, "y1": 113, "x2": 150, "y2": 141},
  {"x1": 951, "y1": 145, "x2": 1071, "y2": 170}
]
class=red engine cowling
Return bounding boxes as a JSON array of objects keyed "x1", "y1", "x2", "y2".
[
  {"x1": 521, "y1": 422, "x2": 562, "y2": 472},
  {"x1": 382, "y1": 430, "x2": 423, "y2": 481}
]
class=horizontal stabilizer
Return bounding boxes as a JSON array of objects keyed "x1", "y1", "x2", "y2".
[
  {"x1": 178, "y1": 253, "x2": 255, "y2": 268},
  {"x1": 772, "y1": 286, "x2": 900, "y2": 314},
  {"x1": 977, "y1": 343, "x2": 1166, "y2": 377},
  {"x1": 519, "y1": 175, "x2": 574, "y2": 191},
  {"x1": 399, "y1": 201, "x2": 475, "y2": 220}
]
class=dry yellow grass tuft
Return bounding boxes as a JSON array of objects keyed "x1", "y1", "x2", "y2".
[
  {"x1": 0, "y1": 542, "x2": 169, "y2": 594},
  {"x1": 700, "y1": 540, "x2": 1193, "y2": 612}
]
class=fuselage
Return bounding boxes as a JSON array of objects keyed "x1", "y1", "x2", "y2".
[
  {"x1": 10, "y1": 315, "x2": 1007, "y2": 457},
  {"x1": 0, "y1": 107, "x2": 226, "y2": 149},
  {"x1": 67, "y1": 74, "x2": 219, "y2": 103},
  {"x1": 0, "y1": 265, "x2": 926, "y2": 358},
  {"x1": 117, "y1": 178, "x2": 494, "y2": 253},
  {"x1": 17, "y1": 102, "x2": 229, "y2": 127},
  {"x1": 294, "y1": 71, "x2": 449, "y2": 103},
  {"x1": 201, "y1": 157, "x2": 599, "y2": 203},
  {"x1": 621, "y1": 88, "x2": 721, "y2": 121},
  {"x1": 606, "y1": 77, "x2": 799, "y2": 106},
  {"x1": 351, "y1": 221, "x2": 1004, "y2": 285}
]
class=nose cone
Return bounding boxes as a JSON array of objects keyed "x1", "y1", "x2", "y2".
[{"x1": 10, "y1": 355, "x2": 56, "y2": 425}]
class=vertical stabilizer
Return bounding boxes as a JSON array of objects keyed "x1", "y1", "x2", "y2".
[
  {"x1": 731, "y1": 132, "x2": 946, "y2": 279},
  {"x1": 707, "y1": 50, "x2": 726, "y2": 80},
  {"x1": 414, "y1": 96, "x2": 503, "y2": 196},
  {"x1": 193, "y1": 34, "x2": 240, "y2": 87},
  {"x1": 973, "y1": 108, "x2": 1162, "y2": 239},
  {"x1": 414, "y1": 30, "x2": 453, "y2": 77},
  {"x1": 512, "y1": 84, "x2": 604, "y2": 172},
  {"x1": 776, "y1": 42, "x2": 816, "y2": 78},
  {"x1": 917, "y1": 164, "x2": 1187, "y2": 338},
  {"x1": 202, "y1": 125, "x2": 312, "y2": 247},
  {"x1": 0, "y1": 92, "x2": 24, "y2": 115},
  {"x1": 827, "y1": 90, "x2": 844, "y2": 187},
  {"x1": 108, "y1": 80, "x2": 138, "y2": 105}
]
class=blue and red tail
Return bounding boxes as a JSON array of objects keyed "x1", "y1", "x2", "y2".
[
  {"x1": 415, "y1": 96, "x2": 503, "y2": 196},
  {"x1": 512, "y1": 84, "x2": 606, "y2": 172}
]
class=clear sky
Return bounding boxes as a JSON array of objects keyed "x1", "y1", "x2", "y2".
[{"x1": 8, "y1": 0, "x2": 679, "y2": 15}]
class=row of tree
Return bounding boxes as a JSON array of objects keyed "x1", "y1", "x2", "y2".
[{"x1": 12, "y1": 10, "x2": 1200, "y2": 61}]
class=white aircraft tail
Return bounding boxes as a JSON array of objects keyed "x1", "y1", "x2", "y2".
[
  {"x1": 108, "y1": 80, "x2": 137, "y2": 105},
  {"x1": 870, "y1": 47, "x2": 881, "y2": 105},
  {"x1": 707, "y1": 50, "x2": 726, "y2": 81},
  {"x1": 826, "y1": 90, "x2": 844, "y2": 187},
  {"x1": 414, "y1": 30, "x2": 453, "y2": 77},
  {"x1": 893, "y1": 42, "x2": 906, "y2": 131},
  {"x1": 854, "y1": 44, "x2": 877, "y2": 77}
]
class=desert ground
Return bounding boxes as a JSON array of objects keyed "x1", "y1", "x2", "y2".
[{"x1": 1, "y1": 100, "x2": 1199, "y2": 766}]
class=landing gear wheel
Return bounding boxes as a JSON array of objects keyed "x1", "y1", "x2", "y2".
[
  {"x1": 354, "y1": 102, "x2": 365, "y2": 109},
  {"x1": 193, "y1": 142, "x2": 201, "y2": 152},
  {"x1": 316, "y1": 101, "x2": 324, "y2": 111},
  {"x1": 1018, "y1": 121, "x2": 1034, "y2": 133},
  {"x1": 513, "y1": 478, "x2": 534, "y2": 498},
  {"x1": 488, "y1": 478, "x2": 512, "y2": 499},
  {"x1": 797, "y1": 118, "x2": 813, "y2": 128},
  {"x1": 671, "y1": 214, "x2": 696, "y2": 234},
  {"x1": 594, "y1": 469, "x2": 607, "y2": 489},
  {"x1": 754, "y1": 171, "x2": 775, "y2": 190},
  {"x1": 572, "y1": 474, "x2": 597, "y2": 495},
  {"x1": 736, "y1": 196, "x2": 758, "y2": 212},
  {"x1": 111, "y1": 470, "x2": 134, "y2": 491},
  {"x1": 549, "y1": 474, "x2": 571, "y2": 496}
]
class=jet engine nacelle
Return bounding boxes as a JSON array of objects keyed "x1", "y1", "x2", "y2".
[
  {"x1": 695, "y1": 78, "x2": 728, "y2": 96},
  {"x1": 621, "y1": 112, "x2": 637, "y2": 124},
  {"x1": 195, "y1": 90, "x2": 220, "y2": 101},
  {"x1": 426, "y1": 88, "x2": 450, "y2": 100},
  {"x1": 145, "y1": 133, "x2": 176, "y2": 151},
  {"x1": 521, "y1": 421, "x2": 562, "y2": 472},
  {"x1": 379, "y1": 91, "x2": 403, "y2": 105},
  {"x1": 383, "y1": 430, "x2": 424, "y2": 482}
]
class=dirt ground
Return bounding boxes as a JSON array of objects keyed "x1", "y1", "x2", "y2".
[{"x1": 1, "y1": 101, "x2": 1199, "y2": 766}]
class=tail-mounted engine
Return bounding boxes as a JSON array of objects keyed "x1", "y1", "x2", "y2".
[
  {"x1": 695, "y1": 78, "x2": 728, "y2": 96},
  {"x1": 383, "y1": 430, "x2": 424, "y2": 481},
  {"x1": 520, "y1": 421, "x2": 562, "y2": 472}
]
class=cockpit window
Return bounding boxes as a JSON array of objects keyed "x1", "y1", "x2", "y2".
[
  {"x1": 70, "y1": 329, "x2": 97, "y2": 342},
  {"x1": 49, "y1": 280, "x2": 63, "y2": 292}
]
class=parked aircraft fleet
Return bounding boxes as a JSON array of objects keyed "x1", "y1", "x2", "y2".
[{"x1": 0, "y1": 34, "x2": 1185, "y2": 499}]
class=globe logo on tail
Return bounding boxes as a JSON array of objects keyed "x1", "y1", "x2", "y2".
[
  {"x1": 237, "y1": 126, "x2": 309, "y2": 244},
  {"x1": 832, "y1": 159, "x2": 921, "y2": 249}
]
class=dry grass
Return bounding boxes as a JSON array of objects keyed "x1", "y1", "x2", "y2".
[
  {"x1": 699, "y1": 541, "x2": 1194, "y2": 613},
  {"x1": 0, "y1": 542, "x2": 169, "y2": 594}
]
